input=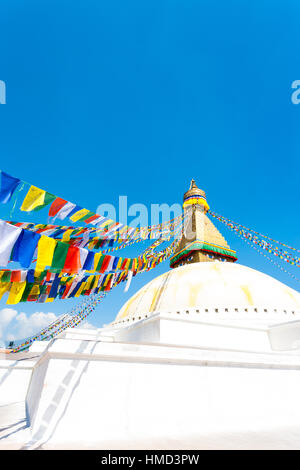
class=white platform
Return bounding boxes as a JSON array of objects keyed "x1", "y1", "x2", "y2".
[{"x1": 2, "y1": 311, "x2": 300, "y2": 449}]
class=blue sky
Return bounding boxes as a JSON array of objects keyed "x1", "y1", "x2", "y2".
[{"x1": 0, "y1": 0, "x2": 299, "y2": 340}]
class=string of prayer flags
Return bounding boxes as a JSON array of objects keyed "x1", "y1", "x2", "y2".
[
  {"x1": 209, "y1": 211, "x2": 300, "y2": 269},
  {"x1": 0, "y1": 217, "x2": 176, "y2": 277},
  {"x1": 209, "y1": 210, "x2": 300, "y2": 253},
  {"x1": 0, "y1": 231, "x2": 180, "y2": 306},
  {"x1": 231, "y1": 222, "x2": 300, "y2": 284},
  {"x1": 1, "y1": 170, "x2": 184, "y2": 241},
  {"x1": 9, "y1": 292, "x2": 107, "y2": 353},
  {"x1": 3, "y1": 231, "x2": 182, "y2": 352}
]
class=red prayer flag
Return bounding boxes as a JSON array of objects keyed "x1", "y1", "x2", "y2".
[
  {"x1": 105, "y1": 277, "x2": 113, "y2": 291},
  {"x1": 61, "y1": 283, "x2": 72, "y2": 299},
  {"x1": 121, "y1": 258, "x2": 128, "y2": 270},
  {"x1": 11, "y1": 270, "x2": 21, "y2": 282},
  {"x1": 63, "y1": 246, "x2": 81, "y2": 274},
  {"x1": 100, "y1": 255, "x2": 111, "y2": 273},
  {"x1": 49, "y1": 197, "x2": 68, "y2": 217},
  {"x1": 84, "y1": 214, "x2": 101, "y2": 224}
]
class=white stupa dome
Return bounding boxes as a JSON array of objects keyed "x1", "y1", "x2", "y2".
[{"x1": 115, "y1": 261, "x2": 300, "y2": 324}]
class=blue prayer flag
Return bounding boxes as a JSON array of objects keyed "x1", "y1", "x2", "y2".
[{"x1": 0, "y1": 171, "x2": 21, "y2": 204}]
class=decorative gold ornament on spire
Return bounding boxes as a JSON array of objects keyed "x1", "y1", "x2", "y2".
[{"x1": 182, "y1": 179, "x2": 210, "y2": 212}]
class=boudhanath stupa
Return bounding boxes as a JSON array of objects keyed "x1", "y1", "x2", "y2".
[{"x1": 1, "y1": 181, "x2": 300, "y2": 450}]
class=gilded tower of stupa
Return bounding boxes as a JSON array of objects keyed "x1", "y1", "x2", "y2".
[{"x1": 169, "y1": 180, "x2": 237, "y2": 268}]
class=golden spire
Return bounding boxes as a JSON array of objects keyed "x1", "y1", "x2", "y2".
[{"x1": 169, "y1": 180, "x2": 237, "y2": 268}]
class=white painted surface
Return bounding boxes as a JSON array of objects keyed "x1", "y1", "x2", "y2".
[
  {"x1": 269, "y1": 321, "x2": 300, "y2": 351},
  {"x1": 116, "y1": 262, "x2": 300, "y2": 323},
  {"x1": 23, "y1": 337, "x2": 300, "y2": 449},
  {"x1": 112, "y1": 314, "x2": 271, "y2": 352},
  {"x1": 1, "y1": 262, "x2": 300, "y2": 449},
  {"x1": 1, "y1": 316, "x2": 300, "y2": 449}
]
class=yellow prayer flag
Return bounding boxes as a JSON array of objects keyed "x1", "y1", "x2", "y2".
[
  {"x1": 7, "y1": 281, "x2": 26, "y2": 305},
  {"x1": 30, "y1": 284, "x2": 40, "y2": 296},
  {"x1": 74, "y1": 282, "x2": 86, "y2": 297},
  {"x1": 97, "y1": 219, "x2": 114, "y2": 228},
  {"x1": 85, "y1": 275, "x2": 94, "y2": 290},
  {"x1": 62, "y1": 229, "x2": 74, "y2": 242},
  {"x1": 93, "y1": 274, "x2": 100, "y2": 288},
  {"x1": 20, "y1": 186, "x2": 46, "y2": 212},
  {"x1": 104, "y1": 274, "x2": 113, "y2": 286},
  {"x1": 69, "y1": 209, "x2": 90, "y2": 222},
  {"x1": 35, "y1": 235, "x2": 56, "y2": 275},
  {"x1": 93, "y1": 252, "x2": 101, "y2": 272},
  {"x1": 116, "y1": 257, "x2": 123, "y2": 270},
  {"x1": 0, "y1": 282, "x2": 11, "y2": 301},
  {"x1": 124, "y1": 259, "x2": 131, "y2": 271}
]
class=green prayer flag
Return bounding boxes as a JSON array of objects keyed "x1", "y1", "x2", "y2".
[
  {"x1": 20, "y1": 283, "x2": 34, "y2": 302},
  {"x1": 32, "y1": 192, "x2": 56, "y2": 212},
  {"x1": 77, "y1": 210, "x2": 95, "y2": 222},
  {"x1": 1, "y1": 271, "x2": 11, "y2": 283},
  {"x1": 51, "y1": 241, "x2": 69, "y2": 272},
  {"x1": 96, "y1": 255, "x2": 106, "y2": 271}
]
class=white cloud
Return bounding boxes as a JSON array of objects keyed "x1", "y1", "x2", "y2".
[
  {"x1": 0, "y1": 308, "x2": 98, "y2": 347},
  {"x1": 0, "y1": 308, "x2": 18, "y2": 346},
  {"x1": 12, "y1": 311, "x2": 58, "y2": 340},
  {"x1": 80, "y1": 320, "x2": 98, "y2": 330},
  {"x1": 0, "y1": 308, "x2": 58, "y2": 347},
  {"x1": 0, "y1": 307, "x2": 18, "y2": 328}
]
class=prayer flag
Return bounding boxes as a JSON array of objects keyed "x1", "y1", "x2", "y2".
[
  {"x1": 48, "y1": 197, "x2": 67, "y2": 217},
  {"x1": 54, "y1": 202, "x2": 76, "y2": 221},
  {"x1": 63, "y1": 245, "x2": 81, "y2": 273},
  {"x1": 0, "y1": 171, "x2": 21, "y2": 204},
  {"x1": 20, "y1": 186, "x2": 56, "y2": 212},
  {"x1": 0, "y1": 220, "x2": 22, "y2": 266},
  {"x1": 7, "y1": 281, "x2": 26, "y2": 304},
  {"x1": 35, "y1": 235, "x2": 56, "y2": 274},
  {"x1": 51, "y1": 241, "x2": 69, "y2": 272},
  {"x1": 11, "y1": 229, "x2": 41, "y2": 269},
  {"x1": 69, "y1": 208, "x2": 92, "y2": 223}
]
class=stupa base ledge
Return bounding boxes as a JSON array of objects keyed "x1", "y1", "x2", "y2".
[{"x1": 19, "y1": 329, "x2": 300, "y2": 450}]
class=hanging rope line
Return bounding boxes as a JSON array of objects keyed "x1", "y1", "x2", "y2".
[
  {"x1": 6, "y1": 214, "x2": 185, "y2": 353},
  {"x1": 209, "y1": 211, "x2": 300, "y2": 253},
  {"x1": 0, "y1": 170, "x2": 184, "y2": 243},
  {"x1": 8, "y1": 234, "x2": 182, "y2": 353},
  {"x1": 6, "y1": 213, "x2": 184, "y2": 247},
  {"x1": 209, "y1": 211, "x2": 300, "y2": 278},
  {"x1": 9, "y1": 292, "x2": 106, "y2": 353},
  {"x1": 228, "y1": 222, "x2": 300, "y2": 284}
]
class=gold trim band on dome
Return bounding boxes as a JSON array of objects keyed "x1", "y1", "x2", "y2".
[{"x1": 169, "y1": 239, "x2": 237, "y2": 266}]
